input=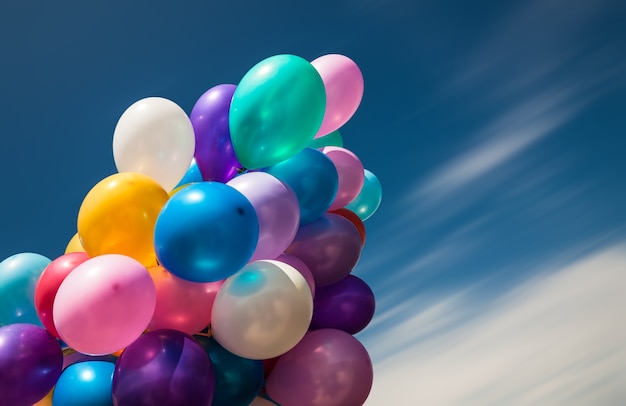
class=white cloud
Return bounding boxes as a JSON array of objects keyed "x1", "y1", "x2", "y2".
[{"x1": 362, "y1": 244, "x2": 626, "y2": 405}]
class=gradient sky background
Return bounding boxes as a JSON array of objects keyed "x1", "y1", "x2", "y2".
[{"x1": 2, "y1": 0, "x2": 626, "y2": 404}]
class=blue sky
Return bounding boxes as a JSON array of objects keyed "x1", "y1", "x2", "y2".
[{"x1": 1, "y1": 0, "x2": 626, "y2": 404}]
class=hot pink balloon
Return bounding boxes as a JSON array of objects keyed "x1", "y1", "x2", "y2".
[
  {"x1": 266, "y1": 329, "x2": 373, "y2": 406},
  {"x1": 321, "y1": 147, "x2": 365, "y2": 210},
  {"x1": 227, "y1": 172, "x2": 300, "y2": 261},
  {"x1": 53, "y1": 254, "x2": 156, "y2": 355},
  {"x1": 276, "y1": 253, "x2": 315, "y2": 298},
  {"x1": 147, "y1": 265, "x2": 223, "y2": 334},
  {"x1": 311, "y1": 54, "x2": 364, "y2": 138}
]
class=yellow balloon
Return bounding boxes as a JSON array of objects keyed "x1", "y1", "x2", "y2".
[
  {"x1": 77, "y1": 172, "x2": 169, "y2": 267},
  {"x1": 168, "y1": 182, "x2": 195, "y2": 198},
  {"x1": 64, "y1": 232, "x2": 86, "y2": 254}
]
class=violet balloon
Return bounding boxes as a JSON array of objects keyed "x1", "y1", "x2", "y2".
[
  {"x1": 0, "y1": 324, "x2": 63, "y2": 406},
  {"x1": 285, "y1": 213, "x2": 362, "y2": 286},
  {"x1": 191, "y1": 84, "x2": 241, "y2": 182},
  {"x1": 310, "y1": 275, "x2": 375, "y2": 334},
  {"x1": 227, "y1": 172, "x2": 300, "y2": 261},
  {"x1": 322, "y1": 146, "x2": 365, "y2": 211},
  {"x1": 266, "y1": 329, "x2": 373, "y2": 406},
  {"x1": 112, "y1": 329, "x2": 215, "y2": 406}
]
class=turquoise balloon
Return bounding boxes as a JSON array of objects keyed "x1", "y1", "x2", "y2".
[
  {"x1": 229, "y1": 54, "x2": 326, "y2": 169},
  {"x1": 307, "y1": 130, "x2": 344, "y2": 149},
  {"x1": 345, "y1": 169, "x2": 382, "y2": 221},
  {"x1": 0, "y1": 253, "x2": 50, "y2": 326},
  {"x1": 265, "y1": 148, "x2": 338, "y2": 224},
  {"x1": 52, "y1": 361, "x2": 115, "y2": 406}
]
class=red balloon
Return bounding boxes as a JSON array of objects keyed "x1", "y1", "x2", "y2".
[
  {"x1": 34, "y1": 252, "x2": 89, "y2": 338},
  {"x1": 330, "y1": 208, "x2": 366, "y2": 246}
]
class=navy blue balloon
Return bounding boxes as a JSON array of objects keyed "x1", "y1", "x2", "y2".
[
  {"x1": 265, "y1": 147, "x2": 338, "y2": 224},
  {"x1": 154, "y1": 182, "x2": 259, "y2": 282},
  {"x1": 195, "y1": 335, "x2": 264, "y2": 406},
  {"x1": 53, "y1": 361, "x2": 115, "y2": 406}
]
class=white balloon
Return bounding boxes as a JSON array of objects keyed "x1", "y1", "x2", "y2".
[
  {"x1": 211, "y1": 260, "x2": 313, "y2": 360},
  {"x1": 113, "y1": 97, "x2": 195, "y2": 191}
]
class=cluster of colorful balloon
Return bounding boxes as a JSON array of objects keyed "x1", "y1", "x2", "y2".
[{"x1": 0, "y1": 53, "x2": 382, "y2": 406}]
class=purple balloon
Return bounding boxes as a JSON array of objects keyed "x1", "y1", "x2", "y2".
[
  {"x1": 0, "y1": 323, "x2": 63, "y2": 406},
  {"x1": 285, "y1": 213, "x2": 362, "y2": 286},
  {"x1": 310, "y1": 275, "x2": 375, "y2": 334},
  {"x1": 227, "y1": 172, "x2": 300, "y2": 261},
  {"x1": 112, "y1": 329, "x2": 215, "y2": 406},
  {"x1": 191, "y1": 84, "x2": 241, "y2": 182},
  {"x1": 266, "y1": 329, "x2": 373, "y2": 406}
]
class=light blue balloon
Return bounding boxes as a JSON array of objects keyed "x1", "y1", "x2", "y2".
[
  {"x1": 154, "y1": 182, "x2": 259, "y2": 282},
  {"x1": 0, "y1": 253, "x2": 50, "y2": 326},
  {"x1": 52, "y1": 361, "x2": 115, "y2": 406},
  {"x1": 345, "y1": 169, "x2": 382, "y2": 221},
  {"x1": 265, "y1": 148, "x2": 338, "y2": 224},
  {"x1": 174, "y1": 157, "x2": 203, "y2": 189}
]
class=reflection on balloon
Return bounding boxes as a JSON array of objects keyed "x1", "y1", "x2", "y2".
[
  {"x1": 113, "y1": 97, "x2": 195, "y2": 191},
  {"x1": 77, "y1": 172, "x2": 169, "y2": 267},
  {"x1": 0, "y1": 253, "x2": 50, "y2": 326},
  {"x1": 0, "y1": 324, "x2": 63, "y2": 406},
  {"x1": 266, "y1": 329, "x2": 373, "y2": 406},
  {"x1": 112, "y1": 329, "x2": 215, "y2": 406}
]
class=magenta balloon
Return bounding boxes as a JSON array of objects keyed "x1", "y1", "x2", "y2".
[
  {"x1": 53, "y1": 254, "x2": 156, "y2": 355},
  {"x1": 276, "y1": 253, "x2": 315, "y2": 298},
  {"x1": 0, "y1": 324, "x2": 63, "y2": 406},
  {"x1": 227, "y1": 172, "x2": 300, "y2": 261},
  {"x1": 285, "y1": 213, "x2": 362, "y2": 286},
  {"x1": 311, "y1": 54, "x2": 364, "y2": 138},
  {"x1": 310, "y1": 275, "x2": 375, "y2": 334},
  {"x1": 266, "y1": 329, "x2": 373, "y2": 406},
  {"x1": 322, "y1": 147, "x2": 365, "y2": 210},
  {"x1": 191, "y1": 84, "x2": 242, "y2": 182}
]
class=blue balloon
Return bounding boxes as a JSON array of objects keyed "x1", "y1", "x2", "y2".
[
  {"x1": 53, "y1": 361, "x2": 115, "y2": 406},
  {"x1": 195, "y1": 336, "x2": 264, "y2": 406},
  {"x1": 0, "y1": 253, "x2": 50, "y2": 326},
  {"x1": 174, "y1": 158, "x2": 203, "y2": 189},
  {"x1": 154, "y1": 182, "x2": 259, "y2": 282},
  {"x1": 265, "y1": 148, "x2": 338, "y2": 224}
]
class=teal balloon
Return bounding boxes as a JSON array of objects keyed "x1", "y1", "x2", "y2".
[
  {"x1": 345, "y1": 169, "x2": 382, "y2": 221},
  {"x1": 229, "y1": 54, "x2": 326, "y2": 169},
  {"x1": 0, "y1": 253, "x2": 50, "y2": 326},
  {"x1": 308, "y1": 130, "x2": 344, "y2": 149},
  {"x1": 265, "y1": 148, "x2": 338, "y2": 224},
  {"x1": 52, "y1": 361, "x2": 115, "y2": 406},
  {"x1": 195, "y1": 335, "x2": 264, "y2": 406}
]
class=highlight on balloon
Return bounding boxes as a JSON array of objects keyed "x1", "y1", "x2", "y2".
[{"x1": 0, "y1": 53, "x2": 382, "y2": 406}]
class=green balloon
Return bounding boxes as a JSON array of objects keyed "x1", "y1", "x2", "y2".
[
  {"x1": 229, "y1": 54, "x2": 326, "y2": 169},
  {"x1": 307, "y1": 130, "x2": 344, "y2": 149},
  {"x1": 345, "y1": 169, "x2": 382, "y2": 221}
]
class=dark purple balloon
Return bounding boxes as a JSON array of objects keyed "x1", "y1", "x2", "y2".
[
  {"x1": 112, "y1": 329, "x2": 215, "y2": 406},
  {"x1": 0, "y1": 323, "x2": 63, "y2": 406},
  {"x1": 285, "y1": 213, "x2": 362, "y2": 286},
  {"x1": 191, "y1": 84, "x2": 242, "y2": 182},
  {"x1": 310, "y1": 275, "x2": 375, "y2": 334}
]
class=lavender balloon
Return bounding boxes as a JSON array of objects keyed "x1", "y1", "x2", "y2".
[
  {"x1": 0, "y1": 324, "x2": 63, "y2": 406},
  {"x1": 285, "y1": 213, "x2": 362, "y2": 286},
  {"x1": 112, "y1": 329, "x2": 215, "y2": 406},
  {"x1": 310, "y1": 275, "x2": 375, "y2": 334},
  {"x1": 266, "y1": 329, "x2": 373, "y2": 406},
  {"x1": 227, "y1": 172, "x2": 300, "y2": 261},
  {"x1": 191, "y1": 84, "x2": 241, "y2": 182}
]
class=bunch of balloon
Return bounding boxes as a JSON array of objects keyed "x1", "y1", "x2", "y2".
[{"x1": 0, "y1": 52, "x2": 382, "y2": 406}]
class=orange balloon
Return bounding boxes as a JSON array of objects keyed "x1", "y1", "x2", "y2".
[
  {"x1": 330, "y1": 208, "x2": 366, "y2": 246},
  {"x1": 64, "y1": 232, "x2": 86, "y2": 254},
  {"x1": 77, "y1": 172, "x2": 169, "y2": 267}
]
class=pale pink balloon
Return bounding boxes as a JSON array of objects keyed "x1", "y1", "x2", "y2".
[
  {"x1": 53, "y1": 254, "x2": 156, "y2": 355},
  {"x1": 321, "y1": 147, "x2": 365, "y2": 210},
  {"x1": 276, "y1": 253, "x2": 315, "y2": 298},
  {"x1": 311, "y1": 54, "x2": 364, "y2": 138},
  {"x1": 147, "y1": 265, "x2": 223, "y2": 334}
]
